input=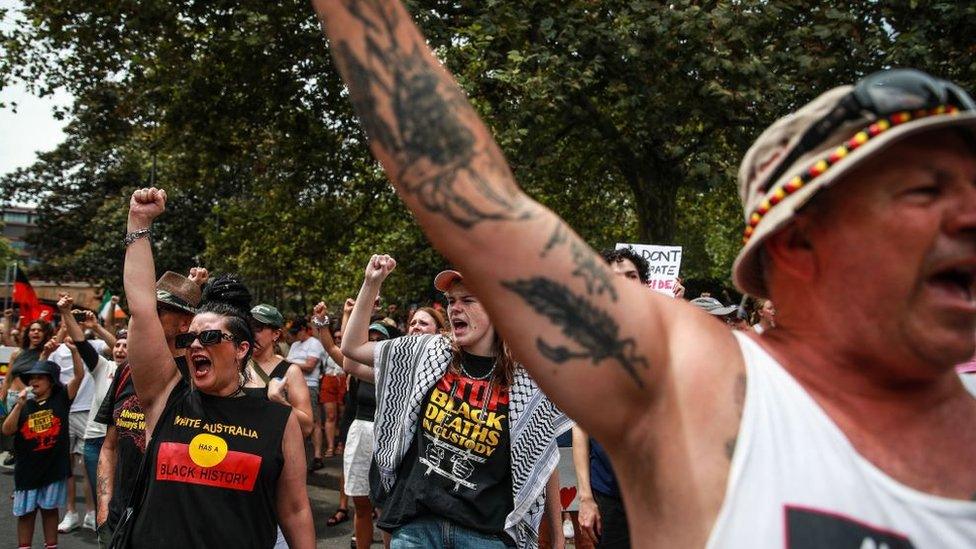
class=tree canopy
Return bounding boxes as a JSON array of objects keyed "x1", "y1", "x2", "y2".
[{"x1": 2, "y1": 0, "x2": 974, "y2": 311}]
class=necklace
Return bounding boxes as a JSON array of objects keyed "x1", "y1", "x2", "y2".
[{"x1": 457, "y1": 356, "x2": 497, "y2": 381}]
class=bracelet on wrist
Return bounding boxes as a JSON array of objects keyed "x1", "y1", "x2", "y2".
[
  {"x1": 123, "y1": 228, "x2": 152, "y2": 247},
  {"x1": 311, "y1": 316, "x2": 330, "y2": 328}
]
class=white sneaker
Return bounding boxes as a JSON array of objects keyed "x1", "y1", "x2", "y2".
[
  {"x1": 58, "y1": 510, "x2": 81, "y2": 533},
  {"x1": 83, "y1": 510, "x2": 96, "y2": 531},
  {"x1": 562, "y1": 518, "x2": 575, "y2": 539}
]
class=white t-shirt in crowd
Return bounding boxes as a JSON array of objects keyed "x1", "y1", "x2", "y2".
[
  {"x1": 50, "y1": 341, "x2": 108, "y2": 413},
  {"x1": 83, "y1": 356, "x2": 118, "y2": 440},
  {"x1": 287, "y1": 337, "x2": 325, "y2": 386},
  {"x1": 323, "y1": 355, "x2": 343, "y2": 377}
]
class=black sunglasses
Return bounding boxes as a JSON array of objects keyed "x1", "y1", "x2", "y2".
[
  {"x1": 761, "y1": 69, "x2": 976, "y2": 192},
  {"x1": 174, "y1": 330, "x2": 235, "y2": 349}
]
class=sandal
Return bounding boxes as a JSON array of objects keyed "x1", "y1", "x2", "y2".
[
  {"x1": 324, "y1": 448, "x2": 335, "y2": 458},
  {"x1": 326, "y1": 508, "x2": 350, "y2": 527}
]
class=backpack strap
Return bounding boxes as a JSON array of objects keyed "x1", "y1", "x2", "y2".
[{"x1": 249, "y1": 359, "x2": 271, "y2": 384}]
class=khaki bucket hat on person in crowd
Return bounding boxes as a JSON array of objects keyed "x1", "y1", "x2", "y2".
[
  {"x1": 156, "y1": 271, "x2": 202, "y2": 314},
  {"x1": 733, "y1": 69, "x2": 976, "y2": 299}
]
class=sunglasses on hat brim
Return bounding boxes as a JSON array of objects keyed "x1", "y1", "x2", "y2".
[
  {"x1": 174, "y1": 329, "x2": 235, "y2": 349},
  {"x1": 761, "y1": 69, "x2": 976, "y2": 193}
]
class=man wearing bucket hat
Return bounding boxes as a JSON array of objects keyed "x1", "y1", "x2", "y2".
[
  {"x1": 93, "y1": 269, "x2": 203, "y2": 542},
  {"x1": 312, "y1": 2, "x2": 976, "y2": 543}
]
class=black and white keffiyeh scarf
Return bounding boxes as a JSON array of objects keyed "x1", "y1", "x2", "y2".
[{"x1": 372, "y1": 333, "x2": 572, "y2": 548}]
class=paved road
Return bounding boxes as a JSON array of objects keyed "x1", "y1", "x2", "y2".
[{"x1": 0, "y1": 455, "x2": 381, "y2": 548}]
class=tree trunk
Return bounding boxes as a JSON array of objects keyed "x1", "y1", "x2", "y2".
[
  {"x1": 570, "y1": 94, "x2": 680, "y2": 245},
  {"x1": 631, "y1": 170, "x2": 679, "y2": 245}
]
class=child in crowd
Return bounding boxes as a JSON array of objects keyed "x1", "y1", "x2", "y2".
[{"x1": 2, "y1": 338, "x2": 84, "y2": 549}]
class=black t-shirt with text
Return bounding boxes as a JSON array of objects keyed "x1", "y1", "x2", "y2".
[
  {"x1": 379, "y1": 351, "x2": 513, "y2": 541},
  {"x1": 94, "y1": 361, "x2": 149, "y2": 527},
  {"x1": 130, "y1": 379, "x2": 291, "y2": 548},
  {"x1": 14, "y1": 383, "x2": 71, "y2": 490}
]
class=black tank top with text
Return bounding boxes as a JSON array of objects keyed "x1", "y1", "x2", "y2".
[{"x1": 130, "y1": 383, "x2": 291, "y2": 548}]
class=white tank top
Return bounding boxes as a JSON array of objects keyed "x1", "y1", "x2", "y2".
[{"x1": 707, "y1": 332, "x2": 976, "y2": 548}]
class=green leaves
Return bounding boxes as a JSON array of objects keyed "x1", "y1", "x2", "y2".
[{"x1": 1, "y1": 0, "x2": 973, "y2": 303}]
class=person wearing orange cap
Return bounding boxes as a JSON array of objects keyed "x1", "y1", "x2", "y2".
[
  {"x1": 341, "y1": 255, "x2": 569, "y2": 548},
  {"x1": 312, "y1": 0, "x2": 976, "y2": 544}
]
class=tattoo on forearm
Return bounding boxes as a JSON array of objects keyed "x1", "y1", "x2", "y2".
[
  {"x1": 96, "y1": 472, "x2": 110, "y2": 499},
  {"x1": 501, "y1": 277, "x2": 648, "y2": 387},
  {"x1": 328, "y1": 1, "x2": 533, "y2": 228},
  {"x1": 539, "y1": 222, "x2": 618, "y2": 301}
]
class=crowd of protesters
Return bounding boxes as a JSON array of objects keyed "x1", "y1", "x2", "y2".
[
  {"x1": 0, "y1": 228, "x2": 784, "y2": 549},
  {"x1": 1, "y1": 1, "x2": 976, "y2": 548}
]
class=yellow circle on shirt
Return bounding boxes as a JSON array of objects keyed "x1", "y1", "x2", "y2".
[{"x1": 188, "y1": 433, "x2": 228, "y2": 467}]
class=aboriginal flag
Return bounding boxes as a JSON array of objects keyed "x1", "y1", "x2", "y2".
[{"x1": 12, "y1": 266, "x2": 54, "y2": 327}]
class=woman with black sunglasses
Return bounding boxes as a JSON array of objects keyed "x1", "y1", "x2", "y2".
[{"x1": 121, "y1": 187, "x2": 314, "y2": 549}]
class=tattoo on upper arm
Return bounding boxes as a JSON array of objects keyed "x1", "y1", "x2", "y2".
[
  {"x1": 328, "y1": 1, "x2": 533, "y2": 228},
  {"x1": 541, "y1": 222, "x2": 568, "y2": 258},
  {"x1": 501, "y1": 277, "x2": 648, "y2": 387},
  {"x1": 725, "y1": 373, "x2": 747, "y2": 461},
  {"x1": 569, "y1": 240, "x2": 617, "y2": 301},
  {"x1": 540, "y1": 222, "x2": 618, "y2": 301}
]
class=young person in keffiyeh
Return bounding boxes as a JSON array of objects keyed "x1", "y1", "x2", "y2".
[{"x1": 341, "y1": 255, "x2": 570, "y2": 548}]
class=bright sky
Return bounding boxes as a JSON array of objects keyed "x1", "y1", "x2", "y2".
[{"x1": 0, "y1": 0, "x2": 72, "y2": 178}]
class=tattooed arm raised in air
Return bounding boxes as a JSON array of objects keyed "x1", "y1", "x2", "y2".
[{"x1": 311, "y1": 1, "x2": 743, "y2": 447}]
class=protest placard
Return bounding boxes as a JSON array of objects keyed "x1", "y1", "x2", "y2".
[{"x1": 615, "y1": 243, "x2": 682, "y2": 296}]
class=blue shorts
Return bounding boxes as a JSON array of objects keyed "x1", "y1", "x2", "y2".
[
  {"x1": 12, "y1": 478, "x2": 68, "y2": 517},
  {"x1": 391, "y1": 517, "x2": 515, "y2": 548}
]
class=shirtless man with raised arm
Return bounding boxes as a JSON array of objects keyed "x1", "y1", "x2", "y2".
[{"x1": 310, "y1": 2, "x2": 976, "y2": 546}]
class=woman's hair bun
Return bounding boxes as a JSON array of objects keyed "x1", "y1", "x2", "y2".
[{"x1": 201, "y1": 273, "x2": 252, "y2": 313}]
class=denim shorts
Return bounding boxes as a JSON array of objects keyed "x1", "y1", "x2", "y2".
[
  {"x1": 391, "y1": 517, "x2": 515, "y2": 549},
  {"x1": 84, "y1": 437, "x2": 105, "y2": 498},
  {"x1": 12, "y1": 478, "x2": 68, "y2": 517}
]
